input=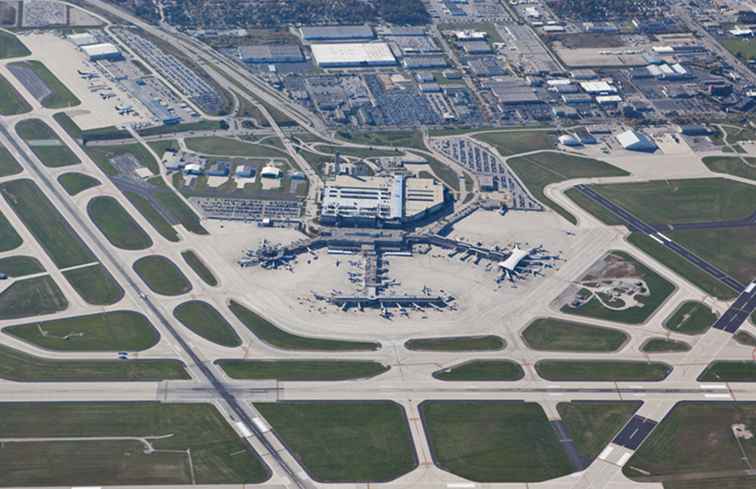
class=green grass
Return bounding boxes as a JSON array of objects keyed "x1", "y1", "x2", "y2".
[
  {"x1": 505, "y1": 152, "x2": 629, "y2": 224},
  {"x1": 565, "y1": 187, "x2": 624, "y2": 225},
  {"x1": 624, "y1": 402, "x2": 756, "y2": 484},
  {"x1": 641, "y1": 338, "x2": 691, "y2": 353},
  {"x1": 0, "y1": 209, "x2": 22, "y2": 252},
  {"x1": 433, "y1": 360, "x2": 524, "y2": 381},
  {"x1": 734, "y1": 331, "x2": 756, "y2": 347},
  {"x1": 561, "y1": 251, "x2": 676, "y2": 324},
  {"x1": 85, "y1": 142, "x2": 159, "y2": 176},
  {"x1": 627, "y1": 232, "x2": 738, "y2": 300},
  {"x1": 0, "y1": 73, "x2": 31, "y2": 115},
  {"x1": 0, "y1": 144, "x2": 22, "y2": 177},
  {"x1": 558, "y1": 401, "x2": 642, "y2": 464},
  {"x1": 0, "y1": 275, "x2": 68, "y2": 320},
  {"x1": 337, "y1": 129, "x2": 426, "y2": 151},
  {"x1": 420, "y1": 401, "x2": 572, "y2": 482},
  {"x1": 723, "y1": 37, "x2": 756, "y2": 62},
  {"x1": 185, "y1": 136, "x2": 288, "y2": 158},
  {"x1": 0, "y1": 402, "x2": 268, "y2": 485},
  {"x1": 404, "y1": 335, "x2": 505, "y2": 351},
  {"x1": 16, "y1": 119, "x2": 80, "y2": 167},
  {"x1": 148, "y1": 177, "x2": 207, "y2": 235},
  {"x1": 664, "y1": 301, "x2": 717, "y2": 335},
  {"x1": 670, "y1": 227, "x2": 756, "y2": 285},
  {"x1": 229, "y1": 300, "x2": 380, "y2": 351},
  {"x1": 122, "y1": 191, "x2": 180, "y2": 242},
  {"x1": 0, "y1": 31, "x2": 31, "y2": 59},
  {"x1": 133, "y1": 255, "x2": 192, "y2": 296},
  {"x1": 57, "y1": 172, "x2": 100, "y2": 195},
  {"x1": 9, "y1": 60, "x2": 80, "y2": 108},
  {"x1": 218, "y1": 360, "x2": 389, "y2": 380},
  {"x1": 474, "y1": 130, "x2": 558, "y2": 156},
  {"x1": 0, "y1": 344, "x2": 187, "y2": 382},
  {"x1": 536, "y1": 360, "x2": 671, "y2": 382},
  {"x1": 587, "y1": 178, "x2": 756, "y2": 224},
  {"x1": 4, "y1": 311, "x2": 160, "y2": 351},
  {"x1": 256, "y1": 401, "x2": 415, "y2": 482},
  {"x1": 88, "y1": 196, "x2": 153, "y2": 250},
  {"x1": 698, "y1": 362, "x2": 756, "y2": 382},
  {"x1": 0, "y1": 255, "x2": 44, "y2": 277},
  {"x1": 702, "y1": 156, "x2": 756, "y2": 181},
  {"x1": 181, "y1": 250, "x2": 217, "y2": 286},
  {"x1": 62, "y1": 263, "x2": 124, "y2": 306},
  {"x1": 138, "y1": 120, "x2": 223, "y2": 137},
  {"x1": 522, "y1": 318, "x2": 627, "y2": 352},
  {"x1": 53, "y1": 113, "x2": 130, "y2": 143},
  {"x1": 173, "y1": 300, "x2": 241, "y2": 347}
]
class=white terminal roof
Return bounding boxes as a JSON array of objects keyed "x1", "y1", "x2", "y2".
[
  {"x1": 81, "y1": 42, "x2": 120, "y2": 57},
  {"x1": 499, "y1": 247, "x2": 531, "y2": 272},
  {"x1": 580, "y1": 81, "x2": 617, "y2": 94},
  {"x1": 310, "y1": 43, "x2": 396, "y2": 66}
]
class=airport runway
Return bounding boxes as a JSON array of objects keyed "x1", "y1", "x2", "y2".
[
  {"x1": 652, "y1": 210, "x2": 756, "y2": 232},
  {"x1": 573, "y1": 184, "x2": 746, "y2": 293}
]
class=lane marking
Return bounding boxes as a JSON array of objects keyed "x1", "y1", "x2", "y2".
[
  {"x1": 700, "y1": 384, "x2": 727, "y2": 390},
  {"x1": 617, "y1": 453, "x2": 632, "y2": 466},
  {"x1": 704, "y1": 393, "x2": 732, "y2": 399},
  {"x1": 447, "y1": 484, "x2": 476, "y2": 488},
  {"x1": 599, "y1": 446, "x2": 614, "y2": 460}
]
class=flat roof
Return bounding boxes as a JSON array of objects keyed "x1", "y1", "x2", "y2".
[
  {"x1": 301, "y1": 24, "x2": 374, "y2": 40},
  {"x1": 311, "y1": 43, "x2": 396, "y2": 66},
  {"x1": 81, "y1": 42, "x2": 120, "y2": 56}
]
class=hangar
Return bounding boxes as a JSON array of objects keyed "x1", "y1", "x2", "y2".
[
  {"x1": 311, "y1": 43, "x2": 397, "y2": 68},
  {"x1": 81, "y1": 43, "x2": 122, "y2": 61},
  {"x1": 616, "y1": 129, "x2": 658, "y2": 152}
]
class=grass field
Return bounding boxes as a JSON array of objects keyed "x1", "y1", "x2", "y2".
[
  {"x1": 404, "y1": 335, "x2": 505, "y2": 351},
  {"x1": 558, "y1": 401, "x2": 642, "y2": 464},
  {"x1": 0, "y1": 255, "x2": 43, "y2": 277},
  {"x1": 57, "y1": 172, "x2": 100, "y2": 195},
  {"x1": 16, "y1": 119, "x2": 81, "y2": 167},
  {"x1": 173, "y1": 300, "x2": 241, "y2": 347},
  {"x1": 256, "y1": 401, "x2": 415, "y2": 482},
  {"x1": 588, "y1": 178, "x2": 756, "y2": 224},
  {"x1": 627, "y1": 233, "x2": 738, "y2": 300},
  {"x1": 723, "y1": 37, "x2": 756, "y2": 62},
  {"x1": 133, "y1": 255, "x2": 192, "y2": 296},
  {"x1": 0, "y1": 73, "x2": 31, "y2": 115},
  {"x1": 85, "y1": 142, "x2": 159, "y2": 176},
  {"x1": 698, "y1": 362, "x2": 756, "y2": 382},
  {"x1": 122, "y1": 191, "x2": 179, "y2": 242},
  {"x1": 624, "y1": 402, "x2": 756, "y2": 485},
  {"x1": 641, "y1": 338, "x2": 691, "y2": 353},
  {"x1": 735, "y1": 331, "x2": 756, "y2": 347},
  {"x1": 0, "y1": 144, "x2": 22, "y2": 177},
  {"x1": 9, "y1": 60, "x2": 80, "y2": 109},
  {"x1": 0, "y1": 275, "x2": 68, "y2": 320},
  {"x1": 0, "y1": 402, "x2": 268, "y2": 485},
  {"x1": 0, "y1": 31, "x2": 31, "y2": 59},
  {"x1": 505, "y1": 151, "x2": 629, "y2": 224},
  {"x1": 52, "y1": 112, "x2": 128, "y2": 143},
  {"x1": 420, "y1": 401, "x2": 572, "y2": 482},
  {"x1": 670, "y1": 227, "x2": 756, "y2": 285},
  {"x1": 185, "y1": 136, "x2": 289, "y2": 159},
  {"x1": 181, "y1": 250, "x2": 218, "y2": 286},
  {"x1": 218, "y1": 360, "x2": 389, "y2": 380},
  {"x1": 0, "y1": 209, "x2": 22, "y2": 252},
  {"x1": 148, "y1": 177, "x2": 207, "y2": 235},
  {"x1": 62, "y1": 264, "x2": 124, "y2": 306},
  {"x1": 474, "y1": 130, "x2": 558, "y2": 156},
  {"x1": 702, "y1": 156, "x2": 756, "y2": 181},
  {"x1": 229, "y1": 300, "x2": 380, "y2": 351},
  {"x1": 561, "y1": 251, "x2": 676, "y2": 324},
  {"x1": 522, "y1": 318, "x2": 627, "y2": 352},
  {"x1": 536, "y1": 360, "x2": 671, "y2": 381},
  {"x1": 433, "y1": 360, "x2": 524, "y2": 381},
  {"x1": 337, "y1": 129, "x2": 426, "y2": 151},
  {"x1": 4, "y1": 311, "x2": 160, "y2": 351},
  {"x1": 664, "y1": 301, "x2": 717, "y2": 335},
  {"x1": 88, "y1": 196, "x2": 153, "y2": 250},
  {"x1": 0, "y1": 343, "x2": 187, "y2": 381}
]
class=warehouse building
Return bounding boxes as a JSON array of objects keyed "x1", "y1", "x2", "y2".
[
  {"x1": 320, "y1": 174, "x2": 446, "y2": 227},
  {"x1": 311, "y1": 43, "x2": 397, "y2": 68},
  {"x1": 616, "y1": 129, "x2": 658, "y2": 152},
  {"x1": 81, "y1": 43, "x2": 122, "y2": 61},
  {"x1": 301, "y1": 25, "x2": 375, "y2": 42},
  {"x1": 67, "y1": 32, "x2": 98, "y2": 46},
  {"x1": 239, "y1": 45, "x2": 304, "y2": 64}
]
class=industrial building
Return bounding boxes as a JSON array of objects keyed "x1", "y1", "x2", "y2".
[
  {"x1": 81, "y1": 43, "x2": 122, "y2": 61},
  {"x1": 320, "y1": 175, "x2": 446, "y2": 227},
  {"x1": 616, "y1": 129, "x2": 658, "y2": 152},
  {"x1": 300, "y1": 25, "x2": 375, "y2": 42},
  {"x1": 311, "y1": 43, "x2": 397, "y2": 68},
  {"x1": 67, "y1": 32, "x2": 98, "y2": 46},
  {"x1": 239, "y1": 45, "x2": 304, "y2": 64}
]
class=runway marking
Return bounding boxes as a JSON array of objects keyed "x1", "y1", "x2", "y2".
[
  {"x1": 234, "y1": 421, "x2": 252, "y2": 438},
  {"x1": 657, "y1": 233, "x2": 671, "y2": 242},
  {"x1": 704, "y1": 393, "x2": 732, "y2": 399},
  {"x1": 598, "y1": 446, "x2": 614, "y2": 460},
  {"x1": 649, "y1": 235, "x2": 664, "y2": 244},
  {"x1": 700, "y1": 384, "x2": 727, "y2": 389},
  {"x1": 447, "y1": 484, "x2": 476, "y2": 488},
  {"x1": 617, "y1": 453, "x2": 631, "y2": 466}
]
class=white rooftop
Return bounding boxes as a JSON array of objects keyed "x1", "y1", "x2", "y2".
[{"x1": 310, "y1": 42, "x2": 396, "y2": 66}]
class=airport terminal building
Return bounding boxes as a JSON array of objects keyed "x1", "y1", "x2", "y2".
[{"x1": 320, "y1": 175, "x2": 447, "y2": 228}]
